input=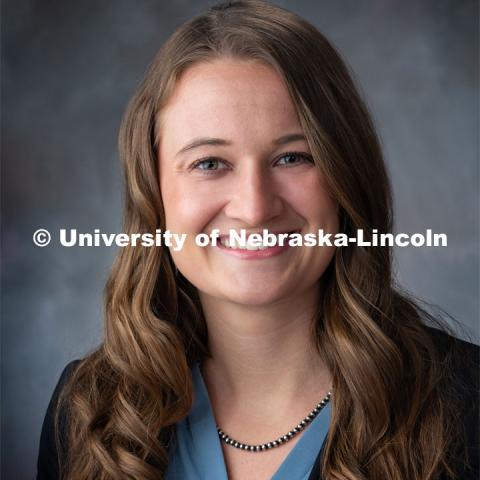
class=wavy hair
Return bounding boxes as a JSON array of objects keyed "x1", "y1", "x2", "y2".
[{"x1": 57, "y1": 1, "x2": 468, "y2": 479}]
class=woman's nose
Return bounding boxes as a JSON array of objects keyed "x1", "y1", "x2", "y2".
[{"x1": 224, "y1": 163, "x2": 284, "y2": 226}]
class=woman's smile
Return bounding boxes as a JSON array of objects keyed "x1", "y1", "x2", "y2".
[
  {"x1": 216, "y1": 240, "x2": 292, "y2": 259},
  {"x1": 214, "y1": 229, "x2": 300, "y2": 259}
]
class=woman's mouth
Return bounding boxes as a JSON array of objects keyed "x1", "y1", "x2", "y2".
[{"x1": 216, "y1": 230, "x2": 300, "y2": 259}]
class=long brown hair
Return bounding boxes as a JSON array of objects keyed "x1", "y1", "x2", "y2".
[{"x1": 57, "y1": 1, "x2": 468, "y2": 478}]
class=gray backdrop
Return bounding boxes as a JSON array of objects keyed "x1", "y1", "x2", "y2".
[{"x1": 2, "y1": 0, "x2": 478, "y2": 478}]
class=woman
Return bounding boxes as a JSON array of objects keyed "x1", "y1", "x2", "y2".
[{"x1": 37, "y1": 1, "x2": 478, "y2": 479}]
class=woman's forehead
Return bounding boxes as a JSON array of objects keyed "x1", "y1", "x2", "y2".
[
  {"x1": 157, "y1": 59, "x2": 303, "y2": 151},
  {"x1": 169, "y1": 58, "x2": 287, "y2": 99}
]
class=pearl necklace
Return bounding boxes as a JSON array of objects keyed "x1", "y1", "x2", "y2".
[{"x1": 216, "y1": 390, "x2": 332, "y2": 452}]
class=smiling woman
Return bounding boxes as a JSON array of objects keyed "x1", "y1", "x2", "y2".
[{"x1": 37, "y1": 1, "x2": 478, "y2": 480}]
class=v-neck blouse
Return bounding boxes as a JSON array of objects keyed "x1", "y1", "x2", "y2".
[{"x1": 165, "y1": 363, "x2": 331, "y2": 480}]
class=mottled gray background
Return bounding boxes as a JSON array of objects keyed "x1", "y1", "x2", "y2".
[{"x1": 2, "y1": 0, "x2": 478, "y2": 478}]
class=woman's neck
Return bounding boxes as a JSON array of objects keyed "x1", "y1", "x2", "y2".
[{"x1": 198, "y1": 285, "x2": 331, "y2": 421}]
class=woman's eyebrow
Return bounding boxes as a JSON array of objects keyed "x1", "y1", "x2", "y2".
[
  {"x1": 176, "y1": 137, "x2": 231, "y2": 157},
  {"x1": 175, "y1": 132, "x2": 306, "y2": 157}
]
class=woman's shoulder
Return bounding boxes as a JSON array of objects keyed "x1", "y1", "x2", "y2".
[
  {"x1": 425, "y1": 324, "x2": 479, "y2": 352},
  {"x1": 37, "y1": 359, "x2": 82, "y2": 480},
  {"x1": 424, "y1": 324, "x2": 479, "y2": 405},
  {"x1": 424, "y1": 325, "x2": 479, "y2": 379}
]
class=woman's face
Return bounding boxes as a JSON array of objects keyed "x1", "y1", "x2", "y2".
[{"x1": 158, "y1": 58, "x2": 339, "y2": 305}]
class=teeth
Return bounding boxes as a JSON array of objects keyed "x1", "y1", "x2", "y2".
[
  {"x1": 220, "y1": 237, "x2": 269, "y2": 250},
  {"x1": 220, "y1": 232, "x2": 295, "y2": 250}
]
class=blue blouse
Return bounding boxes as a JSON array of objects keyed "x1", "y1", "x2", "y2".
[{"x1": 165, "y1": 363, "x2": 331, "y2": 480}]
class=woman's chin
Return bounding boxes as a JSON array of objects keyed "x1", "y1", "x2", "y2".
[{"x1": 214, "y1": 283, "x2": 296, "y2": 306}]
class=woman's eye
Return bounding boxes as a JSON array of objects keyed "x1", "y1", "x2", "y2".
[
  {"x1": 189, "y1": 152, "x2": 313, "y2": 175},
  {"x1": 276, "y1": 152, "x2": 313, "y2": 167},
  {"x1": 190, "y1": 158, "x2": 228, "y2": 173}
]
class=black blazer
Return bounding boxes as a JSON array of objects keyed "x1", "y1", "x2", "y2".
[{"x1": 37, "y1": 326, "x2": 479, "y2": 479}]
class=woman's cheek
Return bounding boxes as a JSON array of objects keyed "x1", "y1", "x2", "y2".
[{"x1": 177, "y1": 192, "x2": 215, "y2": 230}]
